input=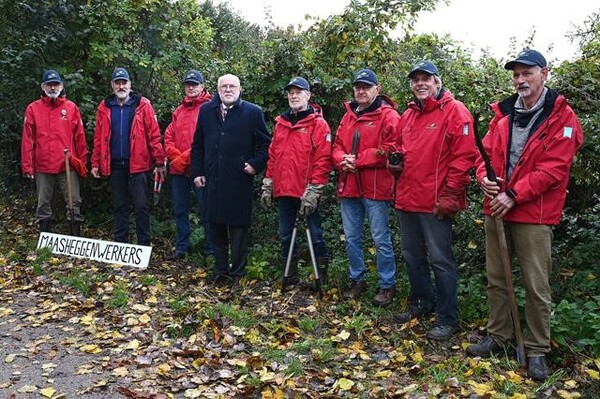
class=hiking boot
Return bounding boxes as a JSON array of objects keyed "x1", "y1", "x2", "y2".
[
  {"x1": 527, "y1": 356, "x2": 549, "y2": 381},
  {"x1": 466, "y1": 335, "x2": 506, "y2": 358},
  {"x1": 347, "y1": 280, "x2": 366, "y2": 299},
  {"x1": 394, "y1": 306, "x2": 433, "y2": 323},
  {"x1": 208, "y1": 273, "x2": 230, "y2": 286},
  {"x1": 426, "y1": 324, "x2": 459, "y2": 341},
  {"x1": 372, "y1": 287, "x2": 396, "y2": 307}
]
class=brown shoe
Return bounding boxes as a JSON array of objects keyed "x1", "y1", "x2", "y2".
[
  {"x1": 372, "y1": 287, "x2": 396, "y2": 307},
  {"x1": 348, "y1": 280, "x2": 366, "y2": 299}
]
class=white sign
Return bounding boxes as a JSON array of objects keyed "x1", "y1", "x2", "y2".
[{"x1": 37, "y1": 233, "x2": 152, "y2": 269}]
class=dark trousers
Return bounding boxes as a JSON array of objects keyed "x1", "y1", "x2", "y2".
[
  {"x1": 110, "y1": 162, "x2": 150, "y2": 245},
  {"x1": 210, "y1": 223, "x2": 249, "y2": 278}
]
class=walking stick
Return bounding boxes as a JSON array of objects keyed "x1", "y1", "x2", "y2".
[
  {"x1": 63, "y1": 149, "x2": 76, "y2": 235},
  {"x1": 351, "y1": 131, "x2": 363, "y2": 196},
  {"x1": 473, "y1": 120, "x2": 527, "y2": 367}
]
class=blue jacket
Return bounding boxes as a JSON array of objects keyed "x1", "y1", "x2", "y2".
[{"x1": 191, "y1": 95, "x2": 271, "y2": 226}]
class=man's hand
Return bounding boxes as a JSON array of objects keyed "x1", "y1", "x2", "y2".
[
  {"x1": 433, "y1": 187, "x2": 463, "y2": 219},
  {"x1": 91, "y1": 167, "x2": 100, "y2": 179},
  {"x1": 194, "y1": 176, "x2": 205, "y2": 188},
  {"x1": 340, "y1": 154, "x2": 356, "y2": 172},
  {"x1": 153, "y1": 165, "x2": 166, "y2": 181},
  {"x1": 24, "y1": 173, "x2": 34, "y2": 180},
  {"x1": 260, "y1": 178, "x2": 273, "y2": 210},
  {"x1": 480, "y1": 176, "x2": 503, "y2": 199},
  {"x1": 489, "y1": 192, "x2": 516, "y2": 218},
  {"x1": 299, "y1": 184, "x2": 325, "y2": 217},
  {"x1": 244, "y1": 162, "x2": 256, "y2": 175},
  {"x1": 386, "y1": 160, "x2": 403, "y2": 177}
]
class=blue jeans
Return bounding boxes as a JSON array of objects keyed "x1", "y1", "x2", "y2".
[
  {"x1": 277, "y1": 197, "x2": 328, "y2": 260},
  {"x1": 340, "y1": 198, "x2": 396, "y2": 288},
  {"x1": 110, "y1": 162, "x2": 149, "y2": 245},
  {"x1": 171, "y1": 174, "x2": 213, "y2": 255},
  {"x1": 397, "y1": 211, "x2": 458, "y2": 326}
]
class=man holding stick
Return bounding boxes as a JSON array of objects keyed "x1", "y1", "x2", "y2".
[
  {"x1": 466, "y1": 49, "x2": 583, "y2": 381},
  {"x1": 332, "y1": 68, "x2": 400, "y2": 306},
  {"x1": 21, "y1": 69, "x2": 88, "y2": 235}
]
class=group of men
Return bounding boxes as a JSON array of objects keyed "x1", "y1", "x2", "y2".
[{"x1": 21, "y1": 48, "x2": 582, "y2": 381}]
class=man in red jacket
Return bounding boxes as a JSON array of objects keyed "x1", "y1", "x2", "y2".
[
  {"x1": 164, "y1": 70, "x2": 213, "y2": 260},
  {"x1": 21, "y1": 69, "x2": 88, "y2": 235},
  {"x1": 466, "y1": 49, "x2": 583, "y2": 381},
  {"x1": 91, "y1": 67, "x2": 166, "y2": 245},
  {"x1": 260, "y1": 76, "x2": 333, "y2": 286},
  {"x1": 389, "y1": 61, "x2": 476, "y2": 341},
  {"x1": 332, "y1": 68, "x2": 400, "y2": 307}
]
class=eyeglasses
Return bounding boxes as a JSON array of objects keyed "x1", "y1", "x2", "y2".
[{"x1": 219, "y1": 84, "x2": 239, "y2": 91}]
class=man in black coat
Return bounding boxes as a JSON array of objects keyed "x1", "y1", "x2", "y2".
[{"x1": 191, "y1": 74, "x2": 271, "y2": 285}]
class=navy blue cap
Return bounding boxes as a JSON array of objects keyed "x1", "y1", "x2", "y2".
[
  {"x1": 42, "y1": 70, "x2": 62, "y2": 84},
  {"x1": 352, "y1": 68, "x2": 378, "y2": 86},
  {"x1": 183, "y1": 69, "x2": 204, "y2": 84},
  {"x1": 285, "y1": 76, "x2": 310, "y2": 91},
  {"x1": 408, "y1": 60, "x2": 439, "y2": 78},
  {"x1": 111, "y1": 67, "x2": 130, "y2": 82},
  {"x1": 504, "y1": 49, "x2": 547, "y2": 70}
]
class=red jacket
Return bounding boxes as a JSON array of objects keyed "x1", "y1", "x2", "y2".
[
  {"x1": 476, "y1": 89, "x2": 583, "y2": 225},
  {"x1": 332, "y1": 95, "x2": 400, "y2": 200},
  {"x1": 91, "y1": 93, "x2": 165, "y2": 175},
  {"x1": 394, "y1": 90, "x2": 476, "y2": 212},
  {"x1": 265, "y1": 106, "x2": 333, "y2": 197},
  {"x1": 21, "y1": 95, "x2": 88, "y2": 175},
  {"x1": 164, "y1": 91, "x2": 212, "y2": 175}
]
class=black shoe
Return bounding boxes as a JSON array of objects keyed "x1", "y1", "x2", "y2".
[
  {"x1": 527, "y1": 356, "x2": 549, "y2": 381},
  {"x1": 372, "y1": 287, "x2": 396, "y2": 307},
  {"x1": 347, "y1": 280, "x2": 367, "y2": 299},
  {"x1": 466, "y1": 335, "x2": 506, "y2": 358},
  {"x1": 166, "y1": 252, "x2": 186, "y2": 261},
  {"x1": 394, "y1": 306, "x2": 433, "y2": 323},
  {"x1": 208, "y1": 273, "x2": 230, "y2": 286},
  {"x1": 426, "y1": 324, "x2": 459, "y2": 341}
]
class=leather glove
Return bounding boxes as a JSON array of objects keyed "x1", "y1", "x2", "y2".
[
  {"x1": 69, "y1": 155, "x2": 88, "y2": 178},
  {"x1": 260, "y1": 178, "x2": 273, "y2": 210},
  {"x1": 299, "y1": 184, "x2": 325, "y2": 217},
  {"x1": 433, "y1": 187, "x2": 463, "y2": 219}
]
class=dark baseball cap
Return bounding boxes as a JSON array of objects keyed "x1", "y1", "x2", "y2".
[
  {"x1": 352, "y1": 68, "x2": 378, "y2": 86},
  {"x1": 111, "y1": 67, "x2": 130, "y2": 82},
  {"x1": 504, "y1": 49, "x2": 547, "y2": 70},
  {"x1": 183, "y1": 69, "x2": 204, "y2": 84},
  {"x1": 285, "y1": 76, "x2": 310, "y2": 91},
  {"x1": 42, "y1": 69, "x2": 62, "y2": 84},
  {"x1": 408, "y1": 60, "x2": 439, "y2": 79}
]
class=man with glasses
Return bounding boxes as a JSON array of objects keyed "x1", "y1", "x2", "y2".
[
  {"x1": 332, "y1": 68, "x2": 400, "y2": 307},
  {"x1": 260, "y1": 76, "x2": 333, "y2": 287},
  {"x1": 191, "y1": 74, "x2": 271, "y2": 286}
]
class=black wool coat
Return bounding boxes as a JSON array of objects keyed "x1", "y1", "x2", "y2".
[{"x1": 191, "y1": 95, "x2": 271, "y2": 226}]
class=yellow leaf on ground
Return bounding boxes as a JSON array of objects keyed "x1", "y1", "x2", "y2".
[
  {"x1": 145, "y1": 295, "x2": 158, "y2": 304},
  {"x1": 79, "y1": 344, "x2": 102, "y2": 354},
  {"x1": 557, "y1": 390, "x2": 581, "y2": 398},
  {"x1": 139, "y1": 313, "x2": 151, "y2": 324},
  {"x1": 126, "y1": 339, "x2": 140, "y2": 350},
  {"x1": 507, "y1": 370, "x2": 523, "y2": 383},
  {"x1": 0, "y1": 307, "x2": 14, "y2": 317},
  {"x1": 17, "y1": 385, "x2": 38, "y2": 393},
  {"x1": 4, "y1": 354, "x2": 16, "y2": 363},
  {"x1": 132, "y1": 304, "x2": 150, "y2": 312},
  {"x1": 337, "y1": 330, "x2": 351, "y2": 340},
  {"x1": 468, "y1": 381, "x2": 493, "y2": 396},
  {"x1": 509, "y1": 393, "x2": 527, "y2": 399},
  {"x1": 112, "y1": 366, "x2": 129, "y2": 377},
  {"x1": 338, "y1": 378, "x2": 354, "y2": 390},
  {"x1": 373, "y1": 370, "x2": 392, "y2": 378},
  {"x1": 564, "y1": 379, "x2": 579, "y2": 388},
  {"x1": 40, "y1": 387, "x2": 56, "y2": 398},
  {"x1": 157, "y1": 363, "x2": 171, "y2": 375},
  {"x1": 585, "y1": 368, "x2": 599, "y2": 380}
]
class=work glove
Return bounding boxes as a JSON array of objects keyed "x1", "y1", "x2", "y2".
[
  {"x1": 69, "y1": 155, "x2": 88, "y2": 178},
  {"x1": 299, "y1": 184, "x2": 325, "y2": 217},
  {"x1": 433, "y1": 187, "x2": 463, "y2": 219},
  {"x1": 260, "y1": 178, "x2": 273, "y2": 210}
]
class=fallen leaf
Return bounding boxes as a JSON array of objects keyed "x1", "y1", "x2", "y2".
[
  {"x1": 337, "y1": 378, "x2": 354, "y2": 390},
  {"x1": 40, "y1": 387, "x2": 56, "y2": 398}
]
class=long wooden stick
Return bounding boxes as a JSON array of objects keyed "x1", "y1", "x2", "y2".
[{"x1": 473, "y1": 120, "x2": 526, "y2": 367}]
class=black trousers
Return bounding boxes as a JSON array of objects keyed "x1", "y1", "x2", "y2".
[{"x1": 210, "y1": 223, "x2": 249, "y2": 278}]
